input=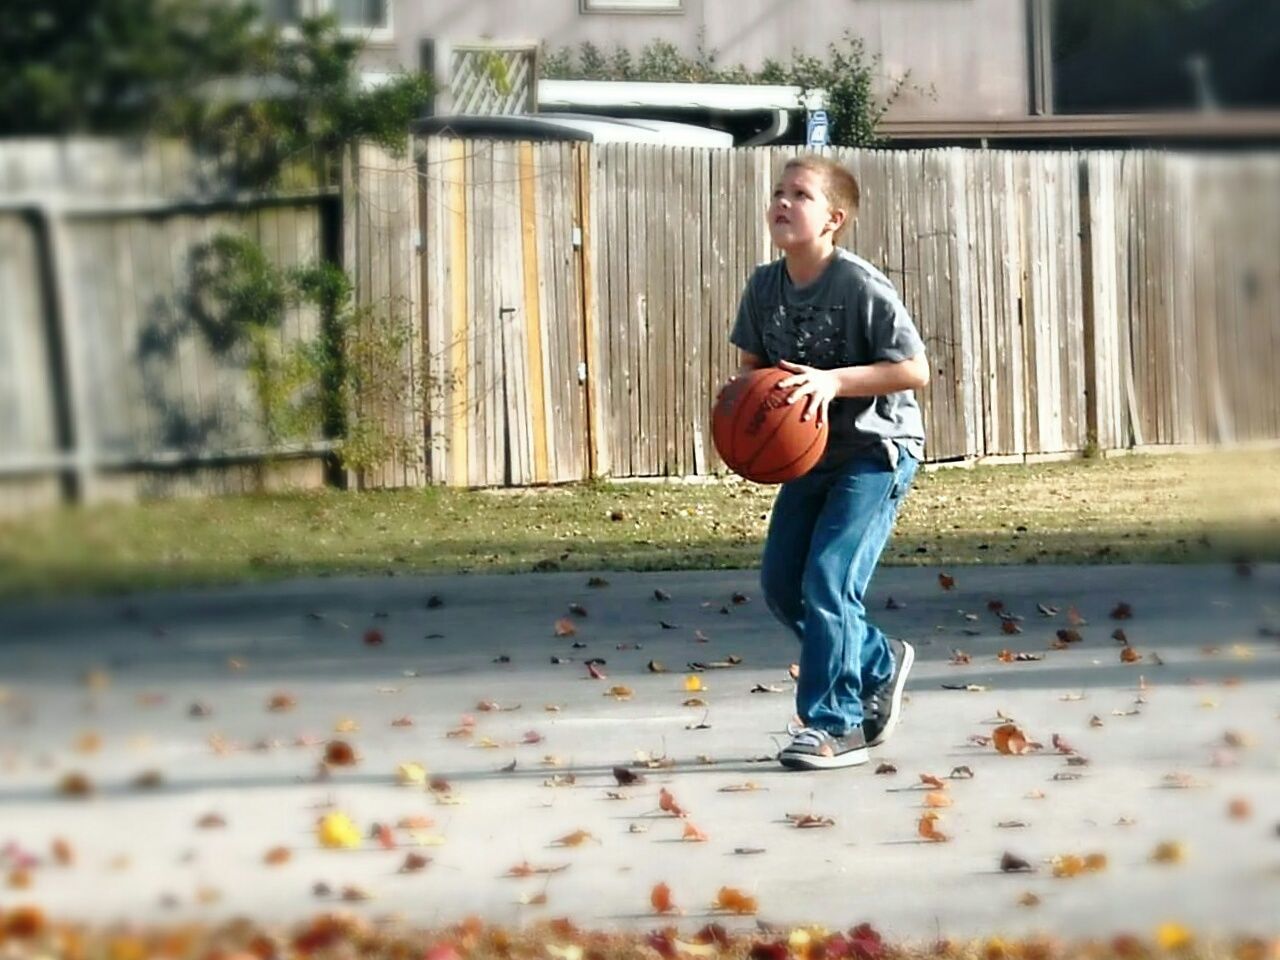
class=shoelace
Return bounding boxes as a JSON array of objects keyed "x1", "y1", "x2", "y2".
[{"x1": 789, "y1": 727, "x2": 829, "y2": 748}]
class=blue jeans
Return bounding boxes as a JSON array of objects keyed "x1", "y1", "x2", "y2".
[{"x1": 760, "y1": 445, "x2": 918, "y2": 736}]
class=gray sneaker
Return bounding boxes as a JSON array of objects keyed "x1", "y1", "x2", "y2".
[
  {"x1": 778, "y1": 725, "x2": 869, "y2": 770},
  {"x1": 862, "y1": 638, "x2": 915, "y2": 747}
]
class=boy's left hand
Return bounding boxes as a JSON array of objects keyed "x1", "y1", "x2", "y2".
[{"x1": 776, "y1": 360, "x2": 839, "y2": 425}]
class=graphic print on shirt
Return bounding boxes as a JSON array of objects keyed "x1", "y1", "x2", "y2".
[{"x1": 761, "y1": 303, "x2": 848, "y2": 368}]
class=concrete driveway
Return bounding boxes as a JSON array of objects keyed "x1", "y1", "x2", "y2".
[{"x1": 0, "y1": 564, "x2": 1276, "y2": 940}]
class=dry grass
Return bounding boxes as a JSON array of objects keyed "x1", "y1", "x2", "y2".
[{"x1": 0, "y1": 450, "x2": 1276, "y2": 600}]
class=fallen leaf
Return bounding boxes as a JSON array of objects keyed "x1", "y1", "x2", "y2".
[
  {"x1": 131, "y1": 769, "x2": 164, "y2": 791},
  {"x1": 713, "y1": 887, "x2": 758, "y2": 915},
  {"x1": 613, "y1": 766, "x2": 643, "y2": 786},
  {"x1": 1228, "y1": 798, "x2": 1252, "y2": 820},
  {"x1": 920, "y1": 773, "x2": 947, "y2": 789},
  {"x1": 949, "y1": 765, "x2": 974, "y2": 779},
  {"x1": 569, "y1": 603, "x2": 588, "y2": 617},
  {"x1": 682, "y1": 822, "x2": 709, "y2": 842},
  {"x1": 1120, "y1": 646, "x2": 1142, "y2": 664},
  {"x1": 58, "y1": 772, "x2": 94, "y2": 798},
  {"x1": 1051, "y1": 733, "x2": 1077, "y2": 755},
  {"x1": 50, "y1": 837, "x2": 74, "y2": 866},
  {"x1": 1089, "y1": 714, "x2": 1105, "y2": 727},
  {"x1": 938, "y1": 573, "x2": 956, "y2": 591},
  {"x1": 341, "y1": 884, "x2": 372, "y2": 901},
  {"x1": 731, "y1": 592, "x2": 750, "y2": 605},
  {"x1": 363, "y1": 628, "x2": 384, "y2": 647},
  {"x1": 1155, "y1": 924, "x2": 1194, "y2": 951},
  {"x1": 1019, "y1": 891, "x2": 1042, "y2": 907},
  {"x1": 950, "y1": 649, "x2": 972, "y2": 665},
  {"x1": 505, "y1": 861, "x2": 567, "y2": 877},
  {"x1": 267, "y1": 693, "x2": 296, "y2": 712},
  {"x1": 659, "y1": 788, "x2": 687, "y2": 818},
  {"x1": 918, "y1": 812, "x2": 949, "y2": 842},
  {"x1": 554, "y1": 618, "x2": 577, "y2": 638},
  {"x1": 651, "y1": 882, "x2": 678, "y2": 915},
  {"x1": 1067, "y1": 606, "x2": 1087, "y2": 626},
  {"x1": 264, "y1": 846, "x2": 291, "y2": 866},
  {"x1": 1111, "y1": 602, "x2": 1133, "y2": 620},
  {"x1": 587, "y1": 663, "x2": 607, "y2": 680},
  {"x1": 1151, "y1": 841, "x2": 1187, "y2": 864},
  {"x1": 924, "y1": 791, "x2": 952, "y2": 808},
  {"x1": 997, "y1": 820, "x2": 1029, "y2": 829},
  {"x1": 373, "y1": 823, "x2": 396, "y2": 850},
  {"x1": 654, "y1": 589, "x2": 672, "y2": 602},
  {"x1": 324, "y1": 740, "x2": 358, "y2": 767},
  {"x1": 1037, "y1": 603, "x2": 1059, "y2": 617},
  {"x1": 875, "y1": 763, "x2": 898, "y2": 775},
  {"x1": 605, "y1": 685, "x2": 633, "y2": 700},
  {"x1": 317, "y1": 812, "x2": 361, "y2": 849},
  {"x1": 1000, "y1": 622, "x2": 1023, "y2": 637},
  {"x1": 1056, "y1": 629, "x2": 1083, "y2": 644},
  {"x1": 552, "y1": 829, "x2": 594, "y2": 848},
  {"x1": 1000, "y1": 852, "x2": 1034, "y2": 873},
  {"x1": 993, "y1": 724, "x2": 1030, "y2": 756},
  {"x1": 683, "y1": 675, "x2": 705, "y2": 693},
  {"x1": 647, "y1": 660, "x2": 668, "y2": 674},
  {"x1": 788, "y1": 813, "x2": 835, "y2": 829},
  {"x1": 751, "y1": 683, "x2": 784, "y2": 694}
]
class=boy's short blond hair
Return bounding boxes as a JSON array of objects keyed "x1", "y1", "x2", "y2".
[{"x1": 783, "y1": 155, "x2": 860, "y2": 240}]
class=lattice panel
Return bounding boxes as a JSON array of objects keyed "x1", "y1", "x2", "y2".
[{"x1": 449, "y1": 46, "x2": 537, "y2": 116}]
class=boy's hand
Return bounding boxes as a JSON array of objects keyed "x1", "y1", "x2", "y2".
[{"x1": 776, "y1": 360, "x2": 839, "y2": 425}]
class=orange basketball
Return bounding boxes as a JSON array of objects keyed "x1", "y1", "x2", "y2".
[{"x1": 712, "y1": 367, "x2": 828, "y2": 484}]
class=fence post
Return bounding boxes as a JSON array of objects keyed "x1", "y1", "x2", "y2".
[
  {"x1": 575, "y1": 143, "x2": 602, "y2": 479},
  {"x1": 39, "y1": 205, "x2": 98, "y2": 502},
  {"x1": 1077, "y1": 155, "x2": 1099, "y2": 452}
]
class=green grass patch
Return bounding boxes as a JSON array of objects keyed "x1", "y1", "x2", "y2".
[{"x1": 1, "y1": 451, "x2": 1276, "y2": 600}]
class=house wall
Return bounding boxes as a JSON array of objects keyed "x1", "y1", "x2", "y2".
[{"x1": 373, "y1": 0, "x2": 1031, "y2": 121}]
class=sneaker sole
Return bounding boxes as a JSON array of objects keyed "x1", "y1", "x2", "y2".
[
  {"x1": 867, "y1": 640, "x2": 915, "y2": 747},
  {"x1": 778, "y1": 746, "x2": 869, "y2": 770}
]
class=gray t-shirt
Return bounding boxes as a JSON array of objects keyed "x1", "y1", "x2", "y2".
[{"x1": 729, "y1": 248, "x2": 926, "y2": 466}]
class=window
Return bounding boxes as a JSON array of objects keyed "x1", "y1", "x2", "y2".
[
  {"x1": 261, "y1": 0, "x2": 391, "y2": 36},
  {"x1": 580, "y1": 0, "x2": 683, "y2": 12}
]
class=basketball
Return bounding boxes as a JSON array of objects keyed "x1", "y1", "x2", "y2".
[{"x1": 712, "y1": 367, "x2": 828, "y2": 484}]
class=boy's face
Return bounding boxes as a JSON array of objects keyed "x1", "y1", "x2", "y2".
[{"x1": 768, "y1": 166, "x2": 845, "y2": 252}]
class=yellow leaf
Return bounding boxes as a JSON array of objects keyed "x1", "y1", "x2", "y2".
[
  {"x1": 605, "y1": 685, "x2": 633, "y2": 700},
  {"x1": 683, "y1": 675, "x2": 705, "y2": 693},
  {"x1": 334, "y1": 718, "x2": 360, "y2": 733},
  {"x1": 672, "y1": 941, "x2": 717, "y2": 957},
  {"x1": 317, "y1": 812, "x2": 362, "y2": 849},
  {"x1": 396, "y1": 762, "x2": 427, "y2": 786},
  {"x1": 1155, "y1": 923, "x2": 1195, "y2": 951},
  {"x1": 546, "y1": 946, "x2": 583, "y2": 960},
  {"x1": 1151, "y1": 841, "x2": 1187, "y2": 864},
  {"x1": 554, "y1": 829, "x2": 594, "y2": 847}
]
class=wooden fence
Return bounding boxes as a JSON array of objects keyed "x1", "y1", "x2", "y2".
[
  {"x1": 4, "y1": 138, "x2": 1278, "y2": 511},
  {"x1": 391, "y1": 140, "x2": 1280, "y2": 488},
  {"x1": 0, "y1": 139, "x2": 336, "y2": 510}
]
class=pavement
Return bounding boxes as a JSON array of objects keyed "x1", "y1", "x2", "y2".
[{"x1": 0, "y1": 563, "x2": 1277, "y2": 941}]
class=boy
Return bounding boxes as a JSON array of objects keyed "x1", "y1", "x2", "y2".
[{"x1": 729, "y1": 155, "x2": 929, "y2": 770}]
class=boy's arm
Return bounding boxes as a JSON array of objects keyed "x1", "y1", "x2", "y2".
[{"x1": 777, "y1": 354, "x2": 928, "y2": 423}]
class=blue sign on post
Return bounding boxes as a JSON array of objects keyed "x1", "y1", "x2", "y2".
[{"x1": 806, "y1": 109, "x2": 830, "y2": 147}]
